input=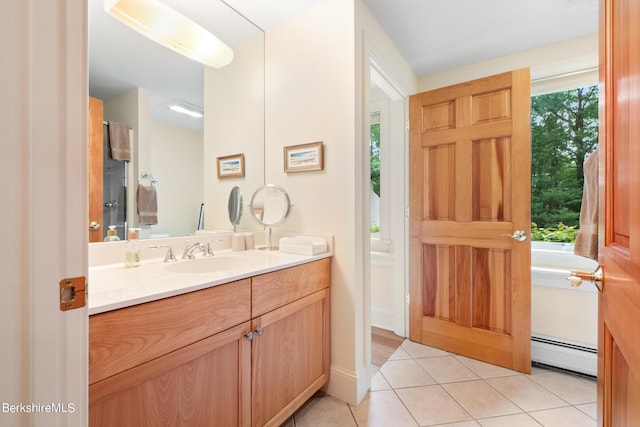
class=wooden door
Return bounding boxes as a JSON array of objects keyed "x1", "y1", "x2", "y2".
[
  {"x1": 409, "y1": 69, "x2": 531, "y2": 373},
  {"x1": 89, "y1": 96, "x2": 104, "y2": 242},
  {"x1": 89, "y1": 321, "x2": 252, "y2": 427},
  {"x1": 598, "y1": 0, "x2": 640, "y2": 424},
  {"x1": 251, "y1": 288, "x2": 331, "y2": 427}
]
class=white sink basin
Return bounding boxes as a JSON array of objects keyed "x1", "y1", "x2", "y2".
[{"x1": 164, "y1": 255, "x2": 264, "y2": 274}]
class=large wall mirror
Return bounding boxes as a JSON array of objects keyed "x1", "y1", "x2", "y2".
[{"x1": 88, "y1": 0, "x2": 265, "y2": 241}]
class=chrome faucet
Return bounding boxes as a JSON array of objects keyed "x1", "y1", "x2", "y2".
[
  {"x1": 182, "y1": 241, "x2": 205, "y2": 259},
  {"x1": 149, "y1": 244, "x2": 177, "y2": 262}
]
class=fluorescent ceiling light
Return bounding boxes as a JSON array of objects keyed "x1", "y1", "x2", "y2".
[
  {"x1": 105, "y1": 0, "x2": 233, "y2": 68},
  {"x1": 169, "y1": 104, "x2": 203, "y2": 118}
]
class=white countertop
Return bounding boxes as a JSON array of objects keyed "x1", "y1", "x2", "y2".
[{"x1": 88, "y1": 249, "x2": 332, "y2": 315}]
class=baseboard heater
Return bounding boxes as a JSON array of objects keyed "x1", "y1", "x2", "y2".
[{"x1": 531, "y1": 335, "x2": 597, "y2": 378}]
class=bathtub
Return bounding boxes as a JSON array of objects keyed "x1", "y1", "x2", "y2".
[{"x1": 531, "y1": 241, "x2": 599, "y2": 376}]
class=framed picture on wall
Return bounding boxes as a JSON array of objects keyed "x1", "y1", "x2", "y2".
[
  {"x1": 284, "y1": 141, "x2": 324, "y2": 173},
  {"x1": 217, "y1": 153, "x2": 245, "y2": 179}
]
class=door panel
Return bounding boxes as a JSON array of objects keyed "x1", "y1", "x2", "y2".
[
  {"x1": 410, "y1": 69, "x2": 531, "y2": 373},
  {"x1": 598, "y1": 0, "x2": 640, "y2": 424},
  {"x1": 89, "y1": 96, "x2": 104, "y2": 242}
]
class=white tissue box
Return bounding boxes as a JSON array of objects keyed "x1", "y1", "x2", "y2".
[{"x1": 279, "y1": 236, "x2": 327, "y2": 255}]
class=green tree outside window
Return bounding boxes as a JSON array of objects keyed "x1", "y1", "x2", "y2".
[{"x1": 530, "y1": 85, "x2": 598, "y2": 242}]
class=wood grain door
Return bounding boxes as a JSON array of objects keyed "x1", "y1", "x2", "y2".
[
  {"x1": 251, "y1": 288, "x2": 330, "y2": 427},
  {"x1": 598, "y1": 0, "x2": 640, "y2": 424},
  {"x1": 88, "y1": 96, "x2": 103, "y2": 242},
  {"x1": 409, "y1": 69, "x2": 532, "y2": 373},
  {"x1": 89, "y1": 321, "x2": 252, "y2": 427}
]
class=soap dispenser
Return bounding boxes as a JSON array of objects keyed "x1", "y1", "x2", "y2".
[
  {"x1": 104, "y1": 225, "x2": 121, "y2": 242},
  {"x1": 125, "y1": 228, "x2": 140, "y2": 268}
]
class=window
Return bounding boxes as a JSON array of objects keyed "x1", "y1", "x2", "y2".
[
  {"x1": 370, "y1": 113, "x2": 381, "y2": 233},
  {"x1": 530, "y1": 84, "x2": 599, "y2": 242}
]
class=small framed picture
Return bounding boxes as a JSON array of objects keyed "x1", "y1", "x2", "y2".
[
  {"x1": 217, "y1": 153, "x2": 245, "y2": 179},
  {"x1": 284, "y1": 141, "x2": 324, "y2": 173}
]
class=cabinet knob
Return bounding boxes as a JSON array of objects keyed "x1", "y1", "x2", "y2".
[
  {"x1": 244, "y1": 331, "x2": 254, "y2": 341},
  {"x1": 255, "y1": 327, "x2": 264, "y2": 336}
]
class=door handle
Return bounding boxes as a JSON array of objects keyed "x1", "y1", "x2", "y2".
[
  {"x1": 90, "y1": 221, "x2": 101, "y2": 231},
  {"x1": 501, "y1": 230, "x2": 527, "y2": 241},
  {"x1": 566, "y1": 265, "x2": 603, "y2": 292}
]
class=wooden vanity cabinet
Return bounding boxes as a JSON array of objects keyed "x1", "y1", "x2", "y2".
[
  {"x1": 89, "y1": 279, "x2": 252, "y2": 427},
  {"x1": 88, "y1": 258, "x2": 331, "y2": 427},
  {"x1": 251, "y1": 258, "x2": 331, "y2": 427},
  {"x1": 89, "y1": 321, "x2": 251, "y2": 427}
]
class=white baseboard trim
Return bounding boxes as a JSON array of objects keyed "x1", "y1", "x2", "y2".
[
  {"x1": 531, "y1": 336, "x2": 597, "y2": 377},
  {"x1": 324, "y1": 364, "x2": 369, "y2": 406}
]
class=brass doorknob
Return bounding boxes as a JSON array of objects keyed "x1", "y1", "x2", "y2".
[
  {"x1": 501, "y1": 230, "x2": 527, "y2": 241},
  {"x1": 89, "y1": 221, "x2": 101, "y2": 231},
  {"x1": 567, "y1": 265, "x2": 603, "y2": 292}
]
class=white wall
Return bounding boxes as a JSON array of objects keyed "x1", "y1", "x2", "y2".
[
  {"x1": 264, "y1": 0, "x2": 416, "y2": 405},
  {"x1": 204, "y1": 34, "x2": 265, "y2": 232},
  {"x1": 149, "y1": 121, "x2": 203, "y2": 236},
  {"x1": 265, "y1": 0, "x2": 359, "y2": 404},
  {"x1": 418, "y1": 34, "x2": 598, "y2": 91}
]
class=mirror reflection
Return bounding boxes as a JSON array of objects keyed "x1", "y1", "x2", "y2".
[
  {"x1": 250, "y1": 184, "x2": 292, "y2": 250},
  {"x1": 88, "y1": 0, "x2": 265, "y2": 241},
  {"x1": 228, "y1": 186, "x2": 243, "y2": 231}
]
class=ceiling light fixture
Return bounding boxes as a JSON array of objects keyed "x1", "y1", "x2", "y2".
[
  {"x1": 169, "y1": 104, "x2": 203, "y2": 118},
  {"x1": 104, "y1": 0, "x2": 234, "y2": 68}
]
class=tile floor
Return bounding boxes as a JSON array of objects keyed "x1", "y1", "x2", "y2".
[{"x1": 282, "y1": 339, "x2": 597, "y2": 426}]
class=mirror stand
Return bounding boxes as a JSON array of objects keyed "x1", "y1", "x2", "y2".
[
  {"x1": 262, "y1": 227, "x2": 277, "y2": 251},
  {"x1": 249, "y1": 184, "x2": 291, "y2": 250}
]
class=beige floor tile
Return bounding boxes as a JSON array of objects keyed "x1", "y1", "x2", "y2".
[
  {"x1": 432, "y1": 421, "x2": 480, "y2": 427},
  {"x1": 370, "y1": 370, "x2": 392, "y2": 391},
  {"x1": 379, "y1": 358, "x2": 436, "y2": 389},
  {"x1": 396, "y1": 385, "x2": 473, "y2": 426},
  {"x1": 401, "y1": 339, "x2": 450, "y2": 358},
  {"x1": 529, "y1": 406, "x2": 597, "y2": 427},
  {"x1": 416, "y1": 356, "x2": 480, "y2": 384},
  {"x1": 487, "y1": 375, "x2": 568, "y2": 411},
  {"x1": 294, "y1": 396, "x2": 356, "y2": 427},
  {"x1": 279, "y1": 415, "x2": 295, "y2": 427},
  {"x1": 443, "y1": 380, "x2": 522, "y2": 419},
  {"x1": 453, "y1": 356, "x2": 521, "y2": 379},
  {"x1": 529, "y1": 371, "x2": 597, "y2": 405},
  {"x1": 388, "y1": 346, "x2": 412, "y2": 360},
  {"x1": 477, "y1": 413, "x2": 542, "y2": 427},
  {"x1": 350, "y1": 390, "x2": 418, "y2": 427},
  {"x1": 575, "y1": 402, "x2": 597, "y2": 419}
]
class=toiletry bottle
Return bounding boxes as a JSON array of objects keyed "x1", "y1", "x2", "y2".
[
  {"x1": 104, "y1": 225, "x2": 121, "y2": 242},
  {"x1": 125, "y1": 228, "x2": 140, "y2": 268}
]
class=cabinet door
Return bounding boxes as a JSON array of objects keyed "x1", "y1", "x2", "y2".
[
  {"x1": 251, "y1": 288, "x2": 330, "y2": 427},
  {"x1": 89, "y1": 322, "x2": 252, "y2": 427}
]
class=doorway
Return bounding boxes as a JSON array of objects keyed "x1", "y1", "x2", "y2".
[
  {"x1": 529, "y1": 70, "x2": 600, "y2": 376},
  {"x1": 368, "y1": 56, "x2": 409, "y2": 366}
]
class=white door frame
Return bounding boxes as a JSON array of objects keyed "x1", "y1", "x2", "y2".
[
  {"x1": 367, "y1": 53, "x2": 410, "y2": 338},
  {"x1": 1, "y1": 1, "x2": 88, "y2": 426}
]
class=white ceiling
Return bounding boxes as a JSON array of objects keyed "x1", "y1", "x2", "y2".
[{"x1": 89, "y1": 0, "x2": 598, "y2": 130}]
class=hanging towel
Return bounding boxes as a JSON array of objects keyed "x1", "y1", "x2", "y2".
[
  {"x1": 574, "y1": 149, "x2": 599, "y2": 260},
  {"x1": 108, "y1": 121, "x2": 131, "y2": 161},
  {"x1": 137, "y1": 184, "x2": 158, "y2": 225}
]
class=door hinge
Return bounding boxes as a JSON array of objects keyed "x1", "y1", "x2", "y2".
[
  {"x1": 405, "y1": 293, "x2": 410, "y2": 306},
  {"x1": 405, "y1": 119, "x2": 410, "y2": 131},
  {"x1": 60, "y1": 277, "x2": 87, "y2": 311}
]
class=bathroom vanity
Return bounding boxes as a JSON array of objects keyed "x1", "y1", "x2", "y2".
[{"x1": 88, "y1": 249, "x2": 331, "y2": 427}]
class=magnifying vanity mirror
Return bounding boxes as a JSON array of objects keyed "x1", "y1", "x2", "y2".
[
  {"x1": 249, "y1": 184, "x2": 291, "y2": 250},
  {"x1": 228, "y1": 186, "x2": 243, "y2": 231}
]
